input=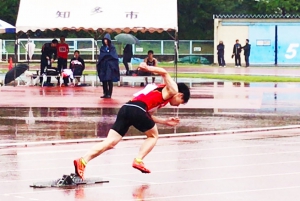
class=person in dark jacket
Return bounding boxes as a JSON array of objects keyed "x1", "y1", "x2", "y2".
[
  {"x1": 40, "y1": 39, "x2": 58, "y2": 84},
  {"x1": 123, "y1": 44, "x2": 133, "y2": 75},
  {"x1": 242, "y1": 39, "x2": 251, "y2": 67},
  {"x1": 69, "y1": 50, "x2": 85, "y2": 85},
  {"x1": 217, "y1": 41, "x2": 226, "y2": 67},
  {"x1": 97, "y1": 33, "x2": 120, "y2": 98},
  {"x1": 232, "y1": 39, "x2": 242, "y2": 67}
]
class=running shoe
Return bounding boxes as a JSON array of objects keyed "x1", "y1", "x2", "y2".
[
  {"x1": 73, "y1": 158, "x2": 86, "y2": 179},
  {"x1": 132, "y1": 158, "x2": 151, "y2": 173}
]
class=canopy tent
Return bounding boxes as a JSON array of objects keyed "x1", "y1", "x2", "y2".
[
  {"x1": 15, "y1": 0, "x2": 179, "y2": 81},
  {"x1": 16, "y1": 0, "x2": 178, "y2": 34},
  {"x1": 0, "y1": 19, "x2": 15, "y2": 34}
]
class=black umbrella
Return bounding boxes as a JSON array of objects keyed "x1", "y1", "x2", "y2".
[{"x1": 5, "y1": 64, "x2": 29, "y2": 85}]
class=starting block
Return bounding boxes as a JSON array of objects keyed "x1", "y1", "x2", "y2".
[{"x1": 30, "y1": 173, "x2": 109, "y2": 188}]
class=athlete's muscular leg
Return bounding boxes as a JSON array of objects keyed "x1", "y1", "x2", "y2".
[
  {"x1": 82, "y1": 129, "x2": 122, "y2": 163},
  {"x1": 136, "y1": 124, "x2": 159, "y2": 160}
]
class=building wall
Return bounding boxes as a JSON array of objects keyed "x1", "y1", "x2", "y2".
[
  {"x1": 214, "y1": 18, "x2": 300, "y2": 65},
  {"x1": 214, "y1": 19, "x2": 248, "y2": 65}
]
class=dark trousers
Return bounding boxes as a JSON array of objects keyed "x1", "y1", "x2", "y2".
[
  {"x1": 123, "y1": 57, "x2": 131, "y2": 75},
  {"x1": 217, "y1": 55, "x2": 226, "y2": 66},
  {"x1": 58, "y1": 58, "x2": 68, "y2": 84},
  {"x1": 40, "y1": 58, "x2": 51, "y2": 84},
  {"x1": 102, "y1": 80, "x2": 113, "y2": 96},
  {"x1": 245, "y1": 55, "x2": 250, "y2": 67},
  {"x1": 235, "y1": 54, "x2": 241, "y2": 66}
]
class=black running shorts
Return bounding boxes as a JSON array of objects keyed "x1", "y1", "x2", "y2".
[{"x1": 111, "y1": 101, "x2": 155, "y2": 137}]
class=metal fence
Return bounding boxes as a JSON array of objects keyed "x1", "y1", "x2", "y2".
[{"x1": 0, "y1": 38, "x2": 213, "y2": 62}]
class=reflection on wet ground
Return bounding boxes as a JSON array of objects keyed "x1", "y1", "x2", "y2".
[
  {"x1": 194, "y1": 82, "x2": 300, "y2": 114},
  {"x1": 1, "y1": 81, "x2": 300, "y2": 142},
  {"x1": 0, "y1": 107, "x2": 299, "y2": 143}
]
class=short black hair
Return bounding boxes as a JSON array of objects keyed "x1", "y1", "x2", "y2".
[
  {"x1": 52, "y1": 39, "x2": 58, "y2": 44},
  {"x1": 74, "y1": 50, "x2": 80, "y2": 54},
  {"x1": 177, "y1": 83, "x2": 190, "y2": 103},
  {"x1": 246, "y1": 39, "x2": 249, "y2": 42},
  {"x1": 148, "y1": 50, "x2": 154, "y2": 54}
]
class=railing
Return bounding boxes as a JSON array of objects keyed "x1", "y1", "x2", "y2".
[{"x1": 0, "y1": 38, "x2": 213, "y2": 62}]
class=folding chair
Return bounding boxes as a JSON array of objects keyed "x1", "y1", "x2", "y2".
[{"x1": 41, "y1": 67, "x2": 62, "y2": 87}]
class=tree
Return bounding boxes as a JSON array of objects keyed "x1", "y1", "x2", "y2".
[
  {"x1": 178, "y1": 0, "x2": 250, "y2": 39},
  {"x1": 0, "y1": 0, "x2": 19, "y2": 25},
  {"x1": 255, "y1": 0, "x2": 300, "y2": 15},
  {"x1": 3, "y1": 0, "x2": 298, "y2": 40}
]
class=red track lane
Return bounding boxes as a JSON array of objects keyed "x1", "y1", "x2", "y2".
[
  {"x1": 0, "y1": 86, "x2": 262, "y2": 109},
  {"x1": 1, "y1": 129, "x2": 300, "y2": 200}
]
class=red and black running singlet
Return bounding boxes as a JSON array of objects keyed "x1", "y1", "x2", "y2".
[{"x1": 132, "y1": 84, "x2": 170, "y2": 112}]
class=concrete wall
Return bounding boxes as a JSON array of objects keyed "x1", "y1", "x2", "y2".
[
  {"x1": 214, "y1": 19, "x2": 248, "y2": 65},
  {"x1": 214, "y1": 18, "x2": 300, "y2": 65}
]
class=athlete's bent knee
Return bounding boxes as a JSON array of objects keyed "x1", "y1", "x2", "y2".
[
  {"x1": 145, "y1": 130, "x2": 159, "y2": 139},
  {"x1": 107, "y1": 140, "x2": 118, "y2": 149},
  {"x1": 103, "y1": 138, "x2": 119, "y2": 150}
]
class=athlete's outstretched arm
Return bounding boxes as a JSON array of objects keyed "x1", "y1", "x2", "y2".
[
  {"x1": 151, "y1": 115, "x2": 180, "y2": 126},
  {"x1": 151, "y1": 115, "x2": 166, "y2": 124},
  {"x1": 138, "y1": 62, "x2": 178, "y2": 99}
]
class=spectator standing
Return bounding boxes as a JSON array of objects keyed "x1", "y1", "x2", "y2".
[
  {"x1": 123, "y1": 44, "x2": 133, "y2": 75},
  {"x1": 232, "y1": 39, "x2": 242, "y2": 68},
  {"x1": 57, "y1": 35, "x2": 69, "y2": 85},
  {"x1": 242, "y1": 39, "x2": 251, "y2": 67},
  {"x1": 39, "y1": 39, "x2": 58, "y2": 85},
  {"x1": 217, "y1": 41, "x2": 226, "y2": 67},
  {"x1": 97, "y1": 33, "x2": 120, "y2": 99}
]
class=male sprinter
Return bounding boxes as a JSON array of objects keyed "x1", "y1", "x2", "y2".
[{"x1": 73, "y1": 62, "x2": 190, "y2": 179}]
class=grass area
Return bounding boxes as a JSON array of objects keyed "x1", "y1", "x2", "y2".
[
  {"x1": 171, "y1": 73, "x2": 300, "y2": 82},
  {"x1": 1, "y1": 63, "x2": 300, "y2": 82}
]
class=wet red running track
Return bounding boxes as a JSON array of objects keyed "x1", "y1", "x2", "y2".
[
  {"x1": 0, "y1": 85, "x2": 262, "y2": 109},
  {"x1": 1, "y1": 128, "x2": 300, "y2": 201}
]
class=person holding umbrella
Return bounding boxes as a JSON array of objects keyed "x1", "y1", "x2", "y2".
[
  {"x1": 123, "y1": 44, "x2": 133, "y2": 75},
  {"x1": 39, "y1": 39, "x2": 58, "y2": 85},
  {"x1": 115, "y1": 34, "x2": 139, "y2": 76}
]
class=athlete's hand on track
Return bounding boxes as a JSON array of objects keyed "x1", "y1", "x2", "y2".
[{"x1": 165, "y1": 117, "x2": 180, "y2": 126}]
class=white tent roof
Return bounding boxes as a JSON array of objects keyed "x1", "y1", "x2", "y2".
[
  {"x1": 16, "y1": 0, "x2": 178, "y2": 33},
  {"x1": 0, "y1": 19, "x2": 15, "y2": 34}
]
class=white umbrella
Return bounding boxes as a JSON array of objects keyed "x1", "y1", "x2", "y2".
[
  {"x1": 25, "y1": 41, "x2": 36, "y2": 60},
  {"x1": 26, "y1": 107, "x2": 35, "y2": 125},
  {"x1": 0, "y1": 19, "x2": 15, "y2": 34}
]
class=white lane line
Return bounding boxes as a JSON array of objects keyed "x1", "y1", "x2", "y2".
[
  {"x1": 1, "y1": 127, "x2": 299, "y2": 155},
  {"x1": 121, "y1": 185, "x2": 300, "y2": 200},
  {"x1": 110, "y1": 171, "x2": 300, "y2": 186},
  {"x1": 1, "y1": 127, "x2": 299, "y2": 154},
  {"x1": 3, "y1": 148, "x2": 300, "y2": 173},
  {"x1": 8, "y1": 132, "x2": 300, "y2": 156},
  {"x1": 3, "y1": 171, "x2": 300, "y2": 196},
  {"x1": 1, "y1": 124, "x2": 299, "y2": 147},
  {"x1": 14, "y1": 195, "x2": 24, "y2": 198},
  {"x1": 106, "y1": 177, "x2": 156, "y2": 185},
  {"x1": 1, "y1": 138, "x2": 300, "y2": 164},
  {"x1": 3, "y1": 136, "x2": 300, "y2": 157},
  {"x1": 2, "y1": 159, "x2": 300, "y2": 183}
]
